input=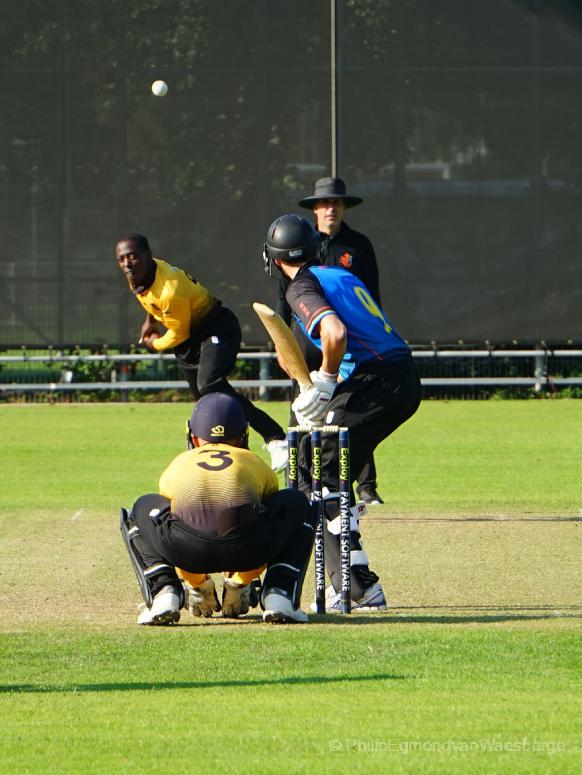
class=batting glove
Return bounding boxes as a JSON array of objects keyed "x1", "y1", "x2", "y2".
[
  {"x1": 309, "y1": 369, "x2": 338, "y2": 394},
  {"x1": 292, "y1": 371, "x2": 337, "y2": 425}
]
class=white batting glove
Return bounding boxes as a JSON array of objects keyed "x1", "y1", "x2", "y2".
[
  {"x1": 309, "y1": 369, "x2": 338, "y2": 394},
  {"x1": 292, "y1": 373, "x2": 336, "y2": 425},
  {"x1": 291, "y1": 405, "x2": 316, "y2": 429}
]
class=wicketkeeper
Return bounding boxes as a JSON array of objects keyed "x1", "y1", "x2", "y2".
[
  {"x1": 121, "y1": 392, "x2": 315, "y2": 625},
  {"x1": 262, "y1": 214, "x2": 421, "y2": 612}
]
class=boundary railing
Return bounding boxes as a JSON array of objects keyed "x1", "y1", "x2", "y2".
[{"x1": 1, "y1": 347, "x2": 582, "y2": 396}]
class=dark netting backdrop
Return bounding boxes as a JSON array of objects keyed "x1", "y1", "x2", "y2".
[{"x1": 0, "y1": 0, "x2": 581, "y2": 348}]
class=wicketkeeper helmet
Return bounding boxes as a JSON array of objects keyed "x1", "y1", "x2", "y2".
[{"x1": 187, "y1": 392, "x2": 249, "y2": 447}]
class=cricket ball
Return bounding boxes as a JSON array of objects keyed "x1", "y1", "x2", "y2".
[{"x1": 151, "y1": 80, "x2": 168, "y2": 97}]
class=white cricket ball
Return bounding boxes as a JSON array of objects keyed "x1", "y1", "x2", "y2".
[{"x1": 151, "y1": 80, "x2": 168, "y2": 97}]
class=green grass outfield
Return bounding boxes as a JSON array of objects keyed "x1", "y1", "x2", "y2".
[{"x1": 1, "y1": 400, "x2": 581, "y2": 773}]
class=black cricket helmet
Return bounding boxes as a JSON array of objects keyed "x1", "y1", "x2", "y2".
[{"x1": 263, "y1": 213, "x2": 321, "y2": 276}]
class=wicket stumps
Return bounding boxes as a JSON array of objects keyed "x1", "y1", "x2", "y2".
[{"x1": 287, "y1": 425, "x2": 351, "y2": 614}]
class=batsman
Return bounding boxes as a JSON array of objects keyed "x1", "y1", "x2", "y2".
[{"x1": 261, "y1": 214, "x2": 421, "y2": 612}]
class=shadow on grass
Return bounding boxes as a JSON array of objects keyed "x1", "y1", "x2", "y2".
[
  {"x1": 308, "y1": 606, "x2": 582, "y2": 626},
  {"x1": 374, "y1": 515, "x2": 582, "y2": 523},
  {"x1": 0, "y1": 672, "x2": 407, "y2": 694},
  {"x1": 165, "y1": 605, "x2": 582, "y2": 628},
  {"x1": 171, "y1": 610, "x2": 582, "y2": 627}
]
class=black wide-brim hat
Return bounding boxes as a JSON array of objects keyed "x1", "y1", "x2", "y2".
[{"x1": 298, "y1": 177, "x2": 363, "y2": 209}]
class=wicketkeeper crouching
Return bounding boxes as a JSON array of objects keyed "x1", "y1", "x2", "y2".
[{"x1": 120, "y1": 392, "x2": 316, "y2": 625}]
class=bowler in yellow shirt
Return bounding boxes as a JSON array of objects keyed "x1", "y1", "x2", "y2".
[{"x1": 115, "y1": 233, "x2": 288, "y2": 470}]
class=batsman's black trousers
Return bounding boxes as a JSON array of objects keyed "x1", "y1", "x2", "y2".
[
  {"x1": 131, "y1": 488, "x2": 314, "y2": 599},
  {"x1": 298, "y1": 354, "x2": 421, "y2": 503},
  {"x1": 173, "y1": 304, "x2": 285, "y2": 442},
  {"x1": 288, "y1": 323, "x2": 379, "y2": 492}
]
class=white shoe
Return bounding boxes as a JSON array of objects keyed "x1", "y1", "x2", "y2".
[
  {"x1": 262, "y1": 589, "x2": 308, "y2": 624},
  {"x1": 222, "y1": 578, "x2": 251, "y2": 618},
  {"x1": 266, "y1": 439, "x2": 289, "y2": 473},
  {"x1": 137, "y1": 585, "x2": 180, "y2": 625},
  {"x1": 183, "y1": 576, "x2": 221, "y2": 618},
  {"x1": 310, "y1": 582, "x2": 388, "y2": 613}
]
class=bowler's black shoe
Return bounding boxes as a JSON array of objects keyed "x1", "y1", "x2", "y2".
[{"x1": 358, "y1": 487, "x2": 384, "y2": 506}]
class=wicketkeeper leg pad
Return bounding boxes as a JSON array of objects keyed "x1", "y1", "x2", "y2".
[
  {"x1": 120, "y1": 508, "x2": 154, "y2": 607},
  {"x1": 261, "y1": 494, "x2": 317, "y2": 609},
  {"x1": 120, "y1": 507, "x2": 180, "y2": 608}
]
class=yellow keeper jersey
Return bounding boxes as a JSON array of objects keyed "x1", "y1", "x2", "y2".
[
  {"x1": 136, "y1": 257, "x2": 216, "y2": 351},
  {"x1": 159, "y1": 444, "x2": 279, "y2": 536}
]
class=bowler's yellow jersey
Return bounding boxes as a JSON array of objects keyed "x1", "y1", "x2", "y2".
[
  {"x1": 159, "y1": 444, "x2": 279, "y2": 536},
  {"x1": 136, "y1": 258, "x2": 216, "y2": 351}
]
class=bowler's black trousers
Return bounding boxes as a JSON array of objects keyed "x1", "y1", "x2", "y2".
[{"x1": 173, "y1": 304, "x2": 284, "y2": 442}]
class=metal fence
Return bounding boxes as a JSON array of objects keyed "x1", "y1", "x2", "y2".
[
  {"x1": 1, "y1": 346, "x2": 581, "y2": 401},
  {"x1": 2, "y1": 1, "x2": 582, "y2": 348}
]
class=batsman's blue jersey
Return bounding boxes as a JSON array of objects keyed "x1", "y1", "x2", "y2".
[{"x1": 286, "y1": 264, "x2": 410, "y2": 380}]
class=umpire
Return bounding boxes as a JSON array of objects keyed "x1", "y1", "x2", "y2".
[
  {"x1": 276, "y1": 177, "x2": 384, "y2": 505},
  {"x1": 263, "y1": 214, "x2": 421, "y2": 612},
  {"x1": 123, "y1": 392, "x2": 316, "y2": 625}
]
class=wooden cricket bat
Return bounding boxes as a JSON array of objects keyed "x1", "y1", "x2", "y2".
[{"x1": 252, "y1": 302, "x2": 312, "y2": 391}]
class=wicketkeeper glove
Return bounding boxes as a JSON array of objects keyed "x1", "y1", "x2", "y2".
[
  {"x1": 221, "y1": 578, "x2": 252, "y2": 618},
  {"x1": 183, "y1": 575, "x2": 221, "y2": 617}
]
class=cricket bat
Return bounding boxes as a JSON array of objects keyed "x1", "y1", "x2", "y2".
[{"x1": 252, "y1": 302, "x2": 312, "y2": 391}]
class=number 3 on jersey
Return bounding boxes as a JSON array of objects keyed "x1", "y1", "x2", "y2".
[
  {"x1": 196, "y1": 449, "x2": 234, "y2": 471},
  {"x1": 354, "y1": 286, "x2": 392, "y2": 334}
]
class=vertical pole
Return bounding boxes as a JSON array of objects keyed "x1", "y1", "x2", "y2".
[
  {"x1": 339, "y1": 427, "x2": 351, "y2": 613},
  {"x1": 287, "y1": 427, "x2": 298, "y2": 489},
  {"x1": 57, "y1": 0, "x2": 71, "y2": 347},
  {"x1": 330, "y1": 0, "x2": 338, "y2": 176},
  {"x1": 534, "y1": 349, "x2": 546, "y2": 393},
  {"x1": 311, "y1": 428, "x2": 326, "y2": 613},
  {"x1": 259, "y1": 355, "x2": 271, "y2": 401}
]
